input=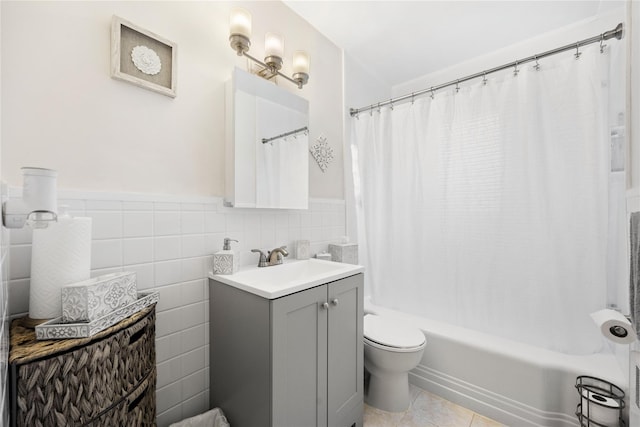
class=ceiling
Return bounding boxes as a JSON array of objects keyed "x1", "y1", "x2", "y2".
[{"x1": 284, "y1": 1, "x2": 624, "y2": 87}]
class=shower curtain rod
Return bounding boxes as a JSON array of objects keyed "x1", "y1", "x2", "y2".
[{"x1": 349, "y1": 23, "x2": 624, "y2": 117}]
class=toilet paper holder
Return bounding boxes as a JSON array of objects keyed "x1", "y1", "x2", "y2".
[{"x1": 576, "y1": 376, "x2": 625, "y2": 427}]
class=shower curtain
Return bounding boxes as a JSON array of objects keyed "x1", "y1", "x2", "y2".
[{"x1": 352, "y1": 44, "x2": 615, "y2": 355}]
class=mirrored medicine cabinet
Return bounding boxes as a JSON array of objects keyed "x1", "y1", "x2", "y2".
[{"x1": 225, "y1": 67, "x2": 309, "y2": 209}]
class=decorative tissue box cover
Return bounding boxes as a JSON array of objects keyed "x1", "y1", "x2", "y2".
[
  {"x1": 36, "y1": 291, "x2": 159, "y2": 340},
  {"x1": 328, "y1": 243, "x2": 358, "y2": 264},
  {"x1": 213, "y1": 253, "x2": 238, "y2": 275},
  {"x1": 295, "y1": 240, "x2": 310, "y2": 260},
  {"x1": 61, "y1": 272, "x2": 137, "y2": 323}
]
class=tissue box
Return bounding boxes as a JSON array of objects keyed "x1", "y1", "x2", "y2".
[
  {"x1": 328, "y1": 243, "x2": 358, "y2": 264},
  {"x1": 61, "y1": 272, "x2": 137, "y2": 322},
  {"x1": 295, "y1": 240, "x2": 310, "y2": 260}
]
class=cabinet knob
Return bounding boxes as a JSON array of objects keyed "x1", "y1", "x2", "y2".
[
  {"x1": 331, "y1": 298, "x2": 339, "y2": 306},
  {"x1": 321, "y1": 302, "x2": 329, "y2": 310}
]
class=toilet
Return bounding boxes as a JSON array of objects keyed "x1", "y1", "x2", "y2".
[{"x1": 363, "y1": 314, "x2": 427, "y2": 412}]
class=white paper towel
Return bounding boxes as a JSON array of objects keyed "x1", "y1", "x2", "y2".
[
  {"x1": 590, "y1": 308, "x2": 636, "y2": 344},
  {"x1": 580, "y1": 389, "x2": 620, "y2": 426},
  {"x1": 29, "y1": 216, "x2": 92, "y2": 319}
]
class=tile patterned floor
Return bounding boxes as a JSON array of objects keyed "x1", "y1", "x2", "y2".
[{"x1": 364, "y1": 385, "x2": 506, "y2": 427}]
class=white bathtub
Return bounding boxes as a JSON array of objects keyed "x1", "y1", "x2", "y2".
[{"x1": 365, "y1": 298, "x2": 628, "y2": 427}]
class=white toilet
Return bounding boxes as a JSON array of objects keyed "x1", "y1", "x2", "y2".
[{"x1": 363, "y1": 314, "x2": 427, "y2": 412}]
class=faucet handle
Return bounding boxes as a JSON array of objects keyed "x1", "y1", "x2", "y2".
[{"x1": 251, "y1": 249, "x2": 268, "y2": 267}]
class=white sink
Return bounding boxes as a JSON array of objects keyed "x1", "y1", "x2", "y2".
[{"x1": 210, "y1": 258, "x2": 364, "y2": 299}]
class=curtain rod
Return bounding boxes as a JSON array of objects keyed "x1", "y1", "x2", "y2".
[
  {"x1": 349, "y1": 23, "x2": 623, "y2": 117},
  {"x1": 262, "y1": 126, "x2": 309, "y2": 144}
]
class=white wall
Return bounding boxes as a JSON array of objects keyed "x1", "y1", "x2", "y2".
[
  {"x1": 1, "y1": 1, "x2": 344, "y2": 199},
  {"x1": 1, "y1": 1, "x2": 345, "y2": 425}
]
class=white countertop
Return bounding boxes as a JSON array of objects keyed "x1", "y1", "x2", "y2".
[{"x1": 209, "y1": 258, "x2": 364, "y2": 299}]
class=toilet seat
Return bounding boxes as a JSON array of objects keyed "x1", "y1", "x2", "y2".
[{"x1": 364, "y1": 314, "x2": 426, "y2": 353}]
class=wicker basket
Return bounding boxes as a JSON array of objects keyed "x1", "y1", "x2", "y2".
[{"x1": 9, "y1": 305, "x2": 156, "y2": 427}]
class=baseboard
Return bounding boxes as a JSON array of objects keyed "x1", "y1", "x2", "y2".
[{"x1": 409, "y1": 364, "x2": 580, "y2": 427}]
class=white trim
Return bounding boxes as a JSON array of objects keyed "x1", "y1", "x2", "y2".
[
  {"x1": 409, "y1": 365, "x2": 580, "y2": 427},
  {"x1": 6, "y1": 186, "x2": 345, "y2": 206}
]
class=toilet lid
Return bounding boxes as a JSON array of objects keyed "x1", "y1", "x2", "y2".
[{"x1": 364, "y1": 314, "x2": 426, "y2": 349}]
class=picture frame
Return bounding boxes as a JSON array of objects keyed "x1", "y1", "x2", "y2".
[{"x1": 110, "y1": 16, "x2": 177, "y2": 98}]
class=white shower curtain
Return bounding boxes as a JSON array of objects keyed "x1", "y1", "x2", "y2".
[{"x1": 352, "y1": 44, "x2": 613, "y2": 354}]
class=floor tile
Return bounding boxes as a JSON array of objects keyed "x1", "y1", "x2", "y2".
[
  {"x1": 364, "y1": 384, "x2": 504, "y2": 427},
  {"x1": 470, "y1": 413, "x2": 507, "y2": 427},
  {"x1": 364, "y1": 404, "x2": 406, "y2": 427}
]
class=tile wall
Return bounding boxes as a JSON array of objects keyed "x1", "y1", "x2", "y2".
[{"x1": 5, "y1": 189, "x2": 346, "y2": 426}]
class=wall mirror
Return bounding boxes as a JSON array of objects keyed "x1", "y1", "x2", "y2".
[{"x1": 225, "y1": 67, "x2": 309, "y2": 209}]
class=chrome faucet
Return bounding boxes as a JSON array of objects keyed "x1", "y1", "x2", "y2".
[
  {"x1": 251, "y1": 246, "x2": 289, "y2": 267},
  {"x1": 268, "y1": 246, "x2": 289, "y2": 265}
]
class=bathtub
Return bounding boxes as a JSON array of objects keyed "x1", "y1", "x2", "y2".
[{"x1": 365, "y1": 297, "x2": 628, "y2": 427}]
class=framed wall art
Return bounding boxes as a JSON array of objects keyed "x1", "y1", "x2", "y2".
[{"x1": 111, "y1": 16, "x2": 177, "y2": 98}]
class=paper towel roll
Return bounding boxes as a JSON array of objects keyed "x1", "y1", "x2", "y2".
[
  {"x1": 580, "y1": 389, "x2": 620, "y2": 426},
  {"x1": 29, "y1": 216, "x2": 92, "y2": 319},
  {"x1": 590, "y1": 308, "x2": 636, "y2": 344}
]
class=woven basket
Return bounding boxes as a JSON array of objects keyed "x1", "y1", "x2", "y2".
[{"x1": 10, "y1": 305, "x2": 156, "y2": 427}]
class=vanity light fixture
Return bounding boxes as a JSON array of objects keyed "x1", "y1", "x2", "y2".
[{"x1": 229, "y1": 7, "x2": 310, "y2": 89}]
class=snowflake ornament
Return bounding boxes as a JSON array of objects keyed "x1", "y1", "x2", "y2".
[{"x1": 309, "y1": 135, "x2": 334, "y2": 173}]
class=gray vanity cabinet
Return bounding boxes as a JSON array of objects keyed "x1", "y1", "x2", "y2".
[{"x1": 210, "y1": 273, "x2": 364, "y2": 427}]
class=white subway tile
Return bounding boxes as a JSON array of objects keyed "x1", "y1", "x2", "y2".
[
  {"x1": 275, "y1": 213, "x2": 288, "y2": 229},
  {"x1": 155, "y1": 236, "x2": 181, "y2": 261},
  {"x1": 123, "y1": 238, "x2": 153, "y2": 265},
  {"x1": 154, "y1": 212, "x2": 181, "y2": 236},
  {"x1": 312, "y1": 212, "x2": 322, "y2": 227},
  {"x1": 260, "y1": 228, "x2": 276, "y2": 248},
  {"x1": 156, "y1": 332, "x2": 182, "y2": 363},
  {"x1": 8, "y1": 279, "x2": 29, "y2": 315},
  {"x1": 155, "y1": 202, "x2": 181, "y2": 211},
  {"x1": 181, "y1": 391, "x2": 208, "y2": 421},
  {"x1": 181, "y1": 211, "x2": 204, "y2": 235},
  {"x1": 261, "y1": 213, "x2": 276, "y2": 230},
  {"x1": 181, "y1": 203, "x2": 204, "y2": 212},
  {"x1": 156, "y1": 381, "x2": 183, "y2": 415},
  {"x1": 124, "y1": 263, "x2": 154, "y2": 290},
  {"x1": 85, "y1": 200, "x2": 122, "y2": 211},
  {"x1": 182, "y1": 235, "x2": 205, "y2": 258},
  {"x1": 90, "y1": 267, "x2": 123, "y2": 278},
  {"x1": 182, "y1": 346, "x2": 205, "y2": 376},
  {"x1": 181, "y1": 324, "x2": 205, "y2": 353},
  {"x1": 300, "y1": 213, "x2": 312, "y2": 227},
  {"x1": 156, "y1": 404, "x2": 182, "y2": 427},
  {"x1": 156, "y1": 308, "x2": 183, "y2": 337},
  {"x1": 58, "y1": 199, "x2": 86, "y2": 211},
  {"x1": 288, "y1": 213, "x2": 301, "y2": 228},
  {"x1": 122, "y1": 201, "x2": 154, "y2": 211},
  {"x1": 87, "y1": 211, "x2": 122, "y2": 240},
  {"x1": 182, "y1": 371, "x2": 206, "y2": 401},
  {"x1": 123, "y1": 212, "x2": 153, "y2": 238},
  {"x1": 157, "y1": 357, "x2": 183, "y2": 389},
  {"x1": 9, "y1": 245, "x2": 31, "y2": 280},
  {"x1": 225, "y1": 213, "x2": 243, "y2": 232},
  {"x1": 156, "y1": 284, "x2": 182, "y2": 312},
  {"x1": 181, "y1": 280, "x2": 204, "y2": 306},
  {"x1": 204, "y1": 212, "x2": 225, "y2": 233},
  {"x1": 181, "y1": 302, "x2": 205, "y2": 330},
  {"x1": 91, "y1": 240, "x2": 122, "y2": 269},
  {"x1": 155, "y1": 260, "x2": 182, "y2": 287},
  {"x1": 181, "y1": 257, "x2": 205, "y2": 283}
]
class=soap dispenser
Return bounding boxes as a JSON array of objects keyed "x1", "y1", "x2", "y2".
[{"x1": 213, "y1": 238, "x2": 239, "y2": 275}]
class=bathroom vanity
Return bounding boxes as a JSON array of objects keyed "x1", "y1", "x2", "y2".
[{"x1": 209, "y1": 260, "x2": 364, "y2": 427}]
